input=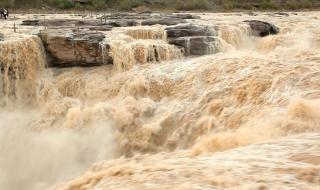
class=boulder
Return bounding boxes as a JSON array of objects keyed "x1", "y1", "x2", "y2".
[
  {"x1": 39, "y1": 29, "x2": 112, "y2": 67},
  {"x1": 166, "y1": 24, "x2": 218, "y2": 56},
  {"x1": 166, "y1": 24, "x2": 216, "y2": 39},
  {"x1": 244, "y1": 20, "x2": 279, "y2": 37},
  {"x1": 21, "y1": 20, "x2": 40, "y2": 26},
  {"x1": 169, "y1": 36, "x2": 219, "y2": 56}
]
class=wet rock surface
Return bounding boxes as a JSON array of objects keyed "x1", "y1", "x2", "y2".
[
  {"x1": 170, "y1": 36, "x2": 219, "y2": 56},
  {"x1": 166, "y1": 24, "x2": 216, "y2": 38},
  {"x1": 244, "y1": 20, "x2": 280, "y2": 37},
  {"x1": 39, "y1": 30, "x2": 111, "y2": 67},
  {"x1": 105, "y1": 19, "x2": 138, "y2": 27},
  {"x1": 166, "y1": 24, "x2": 218, "y2": 56}
]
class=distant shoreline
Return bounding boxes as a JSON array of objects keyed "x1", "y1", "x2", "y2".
[{"x1": 8, "y1": 8, "x2": 320, "y2": 15}]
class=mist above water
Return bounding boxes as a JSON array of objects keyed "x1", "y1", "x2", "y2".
[{"x1": 0, "y1": 110, "x2": 117, "y2": 190}]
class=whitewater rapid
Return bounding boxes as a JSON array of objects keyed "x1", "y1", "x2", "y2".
[{"x1": 0, "y1": 11, "x2": 319, "y2": 190}]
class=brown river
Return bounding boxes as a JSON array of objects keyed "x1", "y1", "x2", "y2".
[{"x1": 0, "y1": 11, "x2": 319, "y2": 190}]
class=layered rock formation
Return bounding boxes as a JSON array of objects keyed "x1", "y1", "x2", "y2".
[
  {"x1": 22, "y1": 13, "x2": 280, "y2": 67},
  {"x1": 39, "y1": 30, "x2": 112, "y2": 67},
  {"x1": 244, "y1": 20, "x2": 280, "y2": 37},
  {"x1": 166, "y1": 24, "x2": 218, "y2": 56}
]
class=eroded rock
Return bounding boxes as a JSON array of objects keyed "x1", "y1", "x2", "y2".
[
  {"x1": 244, "y1": 20, "x2": 280, "y2": 37},
  {"x1": 166, "y1": 24, "x2": 216, "y2": 38},
  {"x1": 106, "y1": 20, "x2": 138, "y2": 27},
  {"x1": 166, "y1": 24, "x2": 218, "y2": 56},
  {"x1": 39, "y1": 29, "x2": 112, "y2": 67},
  {"x1": 169, "y1": 36, "x2": 219, "y2": 56}
]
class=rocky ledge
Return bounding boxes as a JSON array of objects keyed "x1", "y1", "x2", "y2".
[
  {"x1": 244, "y1": 20, "x2": 280, "y2": 37},
  {"x1": 20, "y1": 13, "x2": 280, "y2": 67},
  {"x1": 166, "y1": 24, "x2": 218, "y2": 56},
  {"x1": 39, "y1": 30, "x2": 112, "y2": 67}
]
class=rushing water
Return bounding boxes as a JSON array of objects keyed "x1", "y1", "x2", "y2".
[{"x1": 0, "y1": 12, "x2": 319, "y2": 190}]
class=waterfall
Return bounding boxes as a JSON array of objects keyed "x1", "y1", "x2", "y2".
[
  {"x1": 217, "y1": 24, "x2": 252, "y2": 50},
  {"x1": 0, "y1": 35, "x2": 46, "y2": 107},
  {"x1": 125, "y1": 25, "x2": 167, "y2": 41}
]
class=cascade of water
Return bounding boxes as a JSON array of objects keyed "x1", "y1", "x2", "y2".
[
  {"x1": 185, "y1": 37, "x2": 191, "y2": 55},
  {"x1": 99, "y1": 39, "x2": 113, "y2": 65},
  {"x1": 108, "y1": 28, "x2": 183, "y2": 72},
  {"x1": 125, "y1": 25, "x2": 167, "y2": 41},
  {"x1": 0, "y1": 35, "x2": 46, "y2": 107},
  {"x1": 110, "y1": 39, "x2": 183, "y2": 71},
  {"x1": 217, "y1": 24, "x2": 252, "y2": 50}
]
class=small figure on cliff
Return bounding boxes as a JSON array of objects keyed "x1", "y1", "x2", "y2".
[{"x1": 0, "y1": 8, "x2": 9, "y2": 19}]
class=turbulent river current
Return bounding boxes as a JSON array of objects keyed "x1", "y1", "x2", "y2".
[{"x1": 0, "y1": 12, "x2": 319, "y2": 190}]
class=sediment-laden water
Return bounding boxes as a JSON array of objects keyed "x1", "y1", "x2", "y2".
[{"x1": 0, "y1": 11, "x2": 319, "y2": 190}]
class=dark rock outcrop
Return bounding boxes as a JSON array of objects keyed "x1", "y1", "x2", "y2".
[
  {"x1": 166, "y1": 24, "x2": 216, "y2": 38},
  {"x1": 105, "y1": 20, "x2": 138, "y2": 27},
  {"x1": 169, "y1": 36, "x2": 219, "y2": 56},
  {"x1": 21, "y1": 20, "x2": 41, "y2": 26},
  {"x1": 244, "y1": 20, "x2": 280, "y2": 37},
  {"x1": 39, "y1": 30, "x2": 112, "y2": 67},
  {"x1": 165, "y1": 24, "x2": 218, "y2": 56}
]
